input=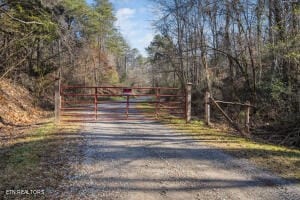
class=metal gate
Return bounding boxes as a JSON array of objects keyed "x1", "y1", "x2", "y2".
[{"x1": 59, "y1": 86, "x2": 187, "y2": 122}]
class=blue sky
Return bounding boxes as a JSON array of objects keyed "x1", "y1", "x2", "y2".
[{"x1": 87, "y1": 0, "x2": 156, "y2": 56}]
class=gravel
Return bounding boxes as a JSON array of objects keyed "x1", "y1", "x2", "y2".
[{"x1": 60, "y1": 120, "x2": 300, "y2": 200}]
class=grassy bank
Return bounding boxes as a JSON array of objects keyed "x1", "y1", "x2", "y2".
[
  {"x1": 164, "y1": 119, "x2": 300, "y2": 181},
  {"x1": 137, "y1": 103, "x2": 300, "y2": 180},
  {"x1": 0, "y1": 121, "x2": 82, "y2": 199}
]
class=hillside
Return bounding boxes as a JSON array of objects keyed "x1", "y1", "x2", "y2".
[{"x1": 0, "y1": 79, "x2": 47, "y2": 135}]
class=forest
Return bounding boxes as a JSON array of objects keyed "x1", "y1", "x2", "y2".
[
  {"x1": 0, "y1": 0, "x2": 146, "y2": 103},
  {"x1": 147, "y1": 0, "x2": 299, "y2": 146},
  {"x1": 1, "y1": 1, "x2": 300, "y2": 198},
  {"x1": 0, "y1": 0, "x2": 299, "y2": 146}
]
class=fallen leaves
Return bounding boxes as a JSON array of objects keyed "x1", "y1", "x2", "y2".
[{"x1": 0, "y1": 79, "x2": 48, "y2": 127}]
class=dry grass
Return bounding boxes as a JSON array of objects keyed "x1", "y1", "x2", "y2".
[
  {"x1": 0, "y1": 78, "x2": 84, "y2": 199},
  {"x1": 0, "y1": 121, "x2": 82, "y2": 199},
  {"x1": 137, "y1": 104, "x2": 300, "y2": 181},
  {"x1": 136, "y1": 104, "x2": 300, "y2": 180},
  {"x1": 166, "y1": 119, "x2": 300, "y2": 181}
]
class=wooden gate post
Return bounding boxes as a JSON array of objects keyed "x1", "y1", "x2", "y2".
[
  {"x1": 205, "y1": 91, "x2": 211, "y2": 125},
  {"x1": 155, "y1": 88, "x2": 160, "y2": 119},
  {"x1": 55, "y1": 39, "x2": 62, "y2": 124},
  {"x1": 55, "y1": 79, "x2": 61, "y2": 123},
  {"x1": 126, "y1": 95, "x2": 129, "y2": 119},
  {"x1": 186, "y1": 83, "x2": 192, "y2": 123},
  {"x1": 94, "y1": 87, "x2": 98, "y2": 120},
  {"x1": 245, "y1": 101, "x2": 250, "y2": 133}
]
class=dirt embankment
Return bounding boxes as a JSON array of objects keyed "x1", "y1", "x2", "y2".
[
  {"x1": 0, "y1": 79, "x2": 49, "y2": 137},
  {"x1": 0, "y1": 79, "x2": 83, "y2": 200}
]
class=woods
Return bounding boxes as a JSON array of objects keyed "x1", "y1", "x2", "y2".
[
  {"x1": 0, "y1": 0, "x2": 146, "y2": 106},
  {"x1": 0, "y1": 0, "x2": 299, "y2": 146},
  {"x1": 1, "y1": 2, "x2": 300, "y2": 198},
  {"x1": 147, "y1": 0, "x2": 299, "y2": 145}
]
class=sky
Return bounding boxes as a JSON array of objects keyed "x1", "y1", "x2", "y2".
[{"x1": 87, "y1": 0, "x2": 156, "y2": 56}]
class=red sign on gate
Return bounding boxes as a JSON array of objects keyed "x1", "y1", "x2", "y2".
[{"x1": 123, "y1": 88, "x2": 132, "y2": 95}]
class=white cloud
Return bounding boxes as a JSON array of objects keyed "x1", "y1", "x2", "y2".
[
  {"x1": 115, "y1": 8, "x2": 136, "y2": 34},
  {"x1": 136, "y1": 33, "x2": 154, "y2": 55},
  {"x1": 116, "y1": 8, "x2": 136, "y2": 21},
  {"x1": 115, "y1": 8, "x2": 137, "y2": 45},
  {"x1": 115, "y1": 7, "x2": 155, "y2": 56},
  {"x1": 111, "y1": 0, "x2": 131, "y2": 4}
]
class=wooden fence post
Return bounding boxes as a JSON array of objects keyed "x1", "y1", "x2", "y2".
[
  {"x1": 54, "y1": 79, "x2": 60, "y2": 123},
  {"x1": 245, "y1": 101, "x2": 250, "y2": 133},
  {"x1": 186, "y1": 83, "x2": 192, "y2": 123},
  {"x1": 205, "y1": 91, "x2": 211, "y2": 125},
  {"x1": 55, "y1": 39, "x2": 61, "y2": 124},
  {"x1": 155, "y1": 88, "x2": 160, "y2": 119},
  {"x1": 94, "y1": 87, "x2": 98, "y2": 120},
  {"x1": 126, "y1": 95, "x2": 129, "y2": 119}
]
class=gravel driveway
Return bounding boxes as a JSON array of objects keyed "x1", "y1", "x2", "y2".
[{"x1": 60, "y1": 119, "x2": 300, "y2": 200}]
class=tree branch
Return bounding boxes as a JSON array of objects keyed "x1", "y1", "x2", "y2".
[{"x1": 0, "y1": 8, "x2": 44, "y2": 25}]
